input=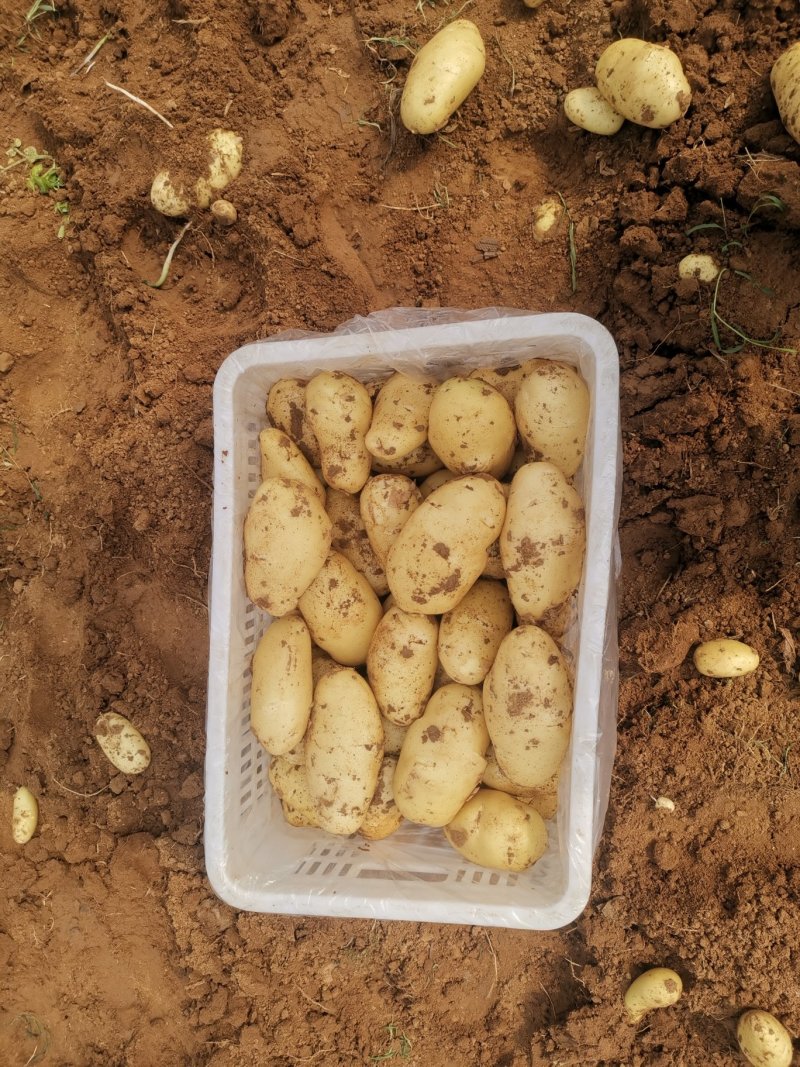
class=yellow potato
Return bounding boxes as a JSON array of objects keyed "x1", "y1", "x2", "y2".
[
  {"x1": 326, "y1": 488, "x2": 388, "y2": 595},
  {"x1": 371, "y1": 440, "x2": 444, "y2": 477},
  {"x1": 298, "y1": 551, "x2": 382, "y2": 666},
  {"x1": 367, "y1": 606, "x2": 439, "y2": 725},
  {"x1": 269, "y1": 757, "x2": 319, "y2": 828},
  {"x1": 514, "y1": 361, "x2": 589, "y2": 478},
  {"x1": 445, "y1": 789, "x2": 548, "y2": 872},
  {"x1": 305, "y1": 669, "x2": 383, "y2": 834},
  {"x1": 564, "y1": 86, "x2": 625, "y2": 135},
  {"x1": 150, "y1": 170, "x2": 191, "y2": 217},
  {"x1": 311, "y1": 646, "x2": 340, "y2": 686},
  {"x1": 380, "y1": 716, "x2": 408, "y2": 756},
  {"x1": 258, "y1": 427, "x2": 325, "y2": 503},
  {"x1": 693, "y1": 639, "x2": 759, "y2": 678},
  {"x1": 365, "y1": 372, "x2": 437, "y2": 461},
  {"x1": 418, "y1": 468, "x2": 459, "y2": 499},
  {"x1": 250, "y1": 614, "x2": 313, "y2": 756},
  {"x1": 468, "y1": 365, "x2": 527, "y2": 406},
  {"x1": 266, "y1": 378, "x2": 321, "y2": 466},
  {"x1": 596, "y1": 39, "x2": 691, "y2": 129},
  {"x1": 195, "y1": 128, "x2": 244, "y2": 207},
  {"x1": 772, "y1": 43, "x2": 800, "y2": 145},
  {"x1": 428, "y1": 377, "x2": 516, "y2": 478},
  {"x1": 94, "y1": 711, "x2": 151, "y2": 775},
  {"x1": 737, "y1": 1009, "x2": 794, "y2": 1067},
  {"x1": 482, "y1": 537, "x2": 505, "y2": 580},
  {"x1": 438, "y1": 579, "x2": 514, "y2": 685},
  {"x1": 624, "y1": 968, "x2": 683, "y2": 1023},
  {"x1": 501, "y1": 462, "x2": 586, "y2": 623},
  {"x1": 305, "y1": 371, "x2": 373, "y2": 493},
  {"x1": 483, "y1": 625, "x2": 572, "y2": 789},
  {"x1": 359, "y1": 756, "x2": 404, "y2": 841},
  {"x1": 394, "y1": 683, "x2": 489, "y2": 826},
  {"x1": 283, "y1": 739, "x2": 306, "y2": 767},
  {"x1": 400, "y1": 19, "x2": 486, "y2": 135},
  {"x1": 244, "y1": 477, "x2": 332, "y2": 616},
  {"x1": 386, "y1": 475, "x2": 506, "y2": 614},
  {"x1": 359, "y1": 475, "x2": 422, "y2": 568},
  {"x1": 12, "y1": 786, "x2": 38, "y2": 845},
  {"x1": 482, "y1": 750, "x2": 560, "y2": 819}
]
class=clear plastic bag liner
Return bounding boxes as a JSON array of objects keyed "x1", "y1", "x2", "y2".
[{"x1": 206, "y1": 307, "x2": 622, "y2": 929}]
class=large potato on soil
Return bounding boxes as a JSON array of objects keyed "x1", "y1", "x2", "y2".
[
  {"x1": 596, "y1": 39, "x2": 691, "y2": 129},
  {"x1": 444, "y1": 789, "x2": 548, "y2": 872},
  {"x1": 400, "y1": 19, "x2": 486, "y2": 135},
  {"x1": 428, "y1": 377, "x2": 516, "y2": 478},
  {"x1": 298, "y1": 551, "x2": 382, "y2": 666},
  {"x1": 394, "y1": 683, "x2": 489, "y2": 826},
  {"x1": 243, "y1": 477, "x2": 332, "y2": 616},
  {"x1": 305, "y1": 669, "x2": 383, "y2": 835},
  {"x1": 305, "y1": 371, "x2": 373, "y2": 493},
  {"x1": 386, "y1": 475, "x2": 506, "y2": 614},
  {"x1": 483, "y1": 625, "x2": 572, "y2": 789},
  {"x1": 367, "y1": 606, "x2": 439, "y2": 725},
  {"x1": 500, "y1": 462, "x2": 585, "y2": 623}
]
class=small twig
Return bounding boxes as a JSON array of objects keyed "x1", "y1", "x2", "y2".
[
  {"x1": 177, "y1": 593, "x2": 209, "y2": 611},
  {"x1": 293, "y1": 983, "x2": 337, "y2": 1016},
  {"x1": 144, "y1": 222, "x2": 192, "y2": 288},
  {"x1": 178, "y1": 457, "x2": 212, "y2": 491},
  {"x1": 493, "y1": 34, "x2": 516, "y2": 98},
  {"x1": 557, "y1": 192, "x2": 578, "y2": 294},
  {"x1": 484, "y1": 931, "x2": 499, "y2": 999},
  {"x1": 104, "y1": 81, "x2": 174, "y2": 128},
  {"x1": 172, "y1": 16, "x2": 210, "y2": 24},
  {"x1": 51, "y1": 776, "x2": 110, "y2": 797}
]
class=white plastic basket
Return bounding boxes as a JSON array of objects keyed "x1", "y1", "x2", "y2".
[{"x1": 205, "y1": 309, "x2": 621, "y2": 929}]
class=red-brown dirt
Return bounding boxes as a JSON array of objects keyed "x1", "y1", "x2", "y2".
[{"x1": 1, "y1": 0, "x2": 798, "y2": 1064}]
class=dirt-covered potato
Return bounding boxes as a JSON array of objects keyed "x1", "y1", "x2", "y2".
[
  {"x1": 305, "y1": 371, "x2": 373, "y2": 493},
  {"x1": 444, "y1": 789, "x2": 548, "y2": 872},
  {"x1": 94, "y1": 711, "x2": 151, "y2": 775},
  {"x1": 151, "y1": 128, "x2": 243, "y2": 216},
  {"x1": 400, "y1": 19, "x2": 486, "y2": 135},
  {"x1": 428, "y1": 377, "x2": 517, "y2": 478},
  {"x1": 266, "y1": 378, "x2": 321, "y2": 466},
  {"x1": 772, "y1": 42, "x2": 800, "y2": 145},
  {"x1": 367, "y1": 606, "x2": 439, "y2": 725},
  {"x1": 258, "y1": 427, "x2": 325, "y2": 503},
  {"x1": 595, "y1": 39, "x2": 691, "y2": 129},
  {"x1": 250, "y1": 614, "x2": 312, "y2": 756},
  {"x1": 244, "y1": 477, "x2": 332, "y2": 616},
  {"x1": 514, "y1": 361, "x2": 589, "y2": 478},
  {"x1": 12, "y1": 786, "x2": 38, "y2": 845},
  {"x1": 365, "y1": 372, "x2": 437, "y2": 461},
  {"x1": 359, "y1": 475, "x2": 422, "y2": 568},
  {"x1": 483, "y1": 625, "x2": 572, "y2": 789},
  {"x1": 298, "y1": 551, "x2": 382, "y2": 666},
  {"x1": 269, "y1": 757, "x2": 319, "y2": 828},
  {"x1": 326, "y1": 488, "x2": 388, "y2": 595},
  {"x1": 386, "y1": 475, "x2": 506, "y2": 614},
  {"x1": 501, "y1": 462, "x2": 585, "y2": 623},
  {"x1": 564, "y1": 86, "x2": 625, "y2": 135},
  {"x1": 305, "y1": 669, "x2": 383, "y2": 834},
  {"x1": 394, "y1": 683, "x2": 489, "y2": 826},
  {"x1": 359, "y1": 756, "x2": 404, "y2": 840},
  {"x1": 371, "y1": 441, "x2": 444, "y2": 478},
  {"x1": 438, "y1": 579, "x2": 514, "y2": 685},
  {"x1": 624, "y1": 968, "x2": 683, "y2": 1023}
]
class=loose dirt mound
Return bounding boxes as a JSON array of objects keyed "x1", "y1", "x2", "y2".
[{"x1": 1, "y1": 0, "x2": 798, "y2": 1064}]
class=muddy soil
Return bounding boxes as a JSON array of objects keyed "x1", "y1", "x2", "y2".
[{"x1": 1, "y1": 0, "x2": 799, "y2": 1064}]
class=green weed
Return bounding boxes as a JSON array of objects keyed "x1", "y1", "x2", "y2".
[
  {"x1": 18, "y1": 0, "x2": 58, "y2": 46},
  {"x1": 371, "y1": 1023, "x2": 413, "y2": 1061}
]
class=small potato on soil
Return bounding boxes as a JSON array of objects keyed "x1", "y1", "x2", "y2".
[
  {"x1": 737, "y1": 1009, "x2": 794, "y2": 1067},
  {"x1": 95, "y1": 711, "x2": 151, "y2": 775},
  {"x1": 624, "y1": 967, "x2": 683, "y2": 1022},
  {"x1": 564, "y1": 87, "x2": 625, "y2": 135},
  {"x1": 12, "y1": 786, "x2": 38, "y2": 844},
  {"x1": 400, "y1": 19, "x2": 486, "y2": 135},
  {"x1": 693, "y1": 639, "x2": 759, "y2": 678}
]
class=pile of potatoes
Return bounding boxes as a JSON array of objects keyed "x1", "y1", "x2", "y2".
[{"x1": 244, "y1": 358, "x2": 589, "y2": 873}]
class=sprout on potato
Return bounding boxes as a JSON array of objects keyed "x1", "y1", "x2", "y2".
[
  {"x1": 771, "y1": 42, "x2": 800, "y2": 145},
  {"x1": 624, "y1": 967, "x2": 683, "y2": 1023},
  {"x1": 737, "y1": 1009, "x2": 794, "y2": 1067},
  {"x1": 400, "y1": 19, "x2": 486, "y2": 135},
  {"x1": 596, "y1": 39, "x2": 691, "y2": 129}
]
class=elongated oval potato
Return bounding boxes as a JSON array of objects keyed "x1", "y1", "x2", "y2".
[
  {"x1": 269, "y1": 757, "x2": 319, "y2": 828},
  {"x1": 95, "y1": 711, "x2": 151, "y2": 775},
  {"x1": 367, "y1": 606, "x2": 439, "y2": 725},
  {"x1": 326, "y1": 488, "x2": 388, "y2": 595},
  {"x1": 195, "y1": 128, "x2": 244, "y2": 207},
  {"x1": 772, "y1": 43, "x2": 800, "y2": 145},
  {"x1": 624, "y1": 968, "x2": 683, "y2": 1023},
  {"x1": 428, "y1": 377, "x2": 517, "y2": 478},
  {"x1": 394, "y1": 683, "x2": 489, "y2": 826},
  {"x1": 469, "y1": 364, "x2": 527, "y2": 407},
  {"x1": 359, "y1": 756, "x2": 404, "y2": 840},
  {"x1": 359, "y1": 476, "x2": 422, "y2": 569},
  {"x1": 419, "y1": 468, "x2": 459, "y2": 499},
  {"x1": 596, "y1": 39, "x2": 691, "y2": 129},
  {"x1": 258, "y1": 428, "x2": 325, "y2": 503},
  {"x1": 737, "y1": 1009, "x2": 794, "y2": 1067},
  {"x1": 365, "y1": 372, "x2": 437, "y2": 461},
  {"x1": 12, "y1": 786, "x2": 38, "y2": 844},
  {"x1": 400, "y1": 19, "x2": 486, "y2": 135},
  {"x1": 244, "y1": 478, "x2": 332, "y2": 616},
  {"x1": 514, "y1": 361, "x2": 589, "y2": 478},
  {"x1": 438, "y1": 579, "x2": 514, "y2": 685},
  {"x1": 250, "y1": 614, "x2": 313, "y2": 756},
  {"x1": 564, "y1": 86, "x2": 625, "y2": 135},
  {"x1": 371, "y1": 440, "x2": 444, "y2": 478},
  {"x1": 298, "y1": 551, "x2": 382, "y2": 666},
  {"x1": 386, "y1": 475, "x2": 506, "y2": 614},
  {"x1": 693, "y1": 639, "x2": 759, "y2": 678},
  {"x1": 483, "y1": 750, "x2": 560, "y2": 819},
  {"x1": 305, "y1": 669, "x2": 383, "y2": 834},
  {"x1": 266, "y1": 378, "x2": 321, "y2": 466},
  {"x1": 306, "y1": 371, "x2": 372, "y2": 493},
  {"x1": 501, "y1": 462, "x2": 585, "y2": 622},
  {"x1": 445, "y1": 789, "x2": 548, "y2": 871},
  {"x1": 483, "y1": 625, "x2": 572, "y2": 789},
  {"x1": 381, "y1": 716, "x2": 408, "y2": 756}
]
